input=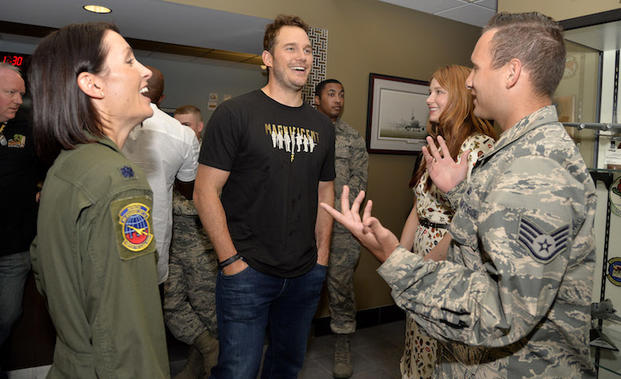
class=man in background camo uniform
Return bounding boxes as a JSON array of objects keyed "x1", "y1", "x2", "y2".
[
  {"x1": 164, "y1": 105, "x2": 218, "y2": 379},
  {"x1": 323, "y1": 12, "x2": 596, "y2": 378},
  {"x1": 314, "y1": 79, "x2": 368, "y2": 378}
]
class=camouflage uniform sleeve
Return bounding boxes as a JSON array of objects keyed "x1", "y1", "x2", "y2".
[
  {"x1": 163, "y1": 245, "x2": 208, "y2": 345},
  {"x1": 172, "y1": 190, "x2": 199, "y2": 217},
  {"x1": 446, "y1": 179, "x2": 468, "y2": 211},
  {"x1": 378, "y1": 155, "x2": 588, "y2": 348},
  {"x1": 348, "y1": 133, "x2": 368, "y2": 195}
]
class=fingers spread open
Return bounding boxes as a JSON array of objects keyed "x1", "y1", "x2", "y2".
[
  {"x1": 350, "y1": 190, "x2": 365, "y2": 223},
  {"x1": 436, "y1": 136, "x2": 450, "y2": 159},
  {"x1": 422, "y1": 146, "x2": 434, "y2": 166},
  {"x1": 320, "y1": 202, "x2": 343, "y2": 223},
  {"x1": 362, "y1": 199, "x2": 374, "y2": 224},
  {"x1": 425, "y1": 136, "x2": 442, "y2": 161},
  {"x1": 363, "y1": 216, "x2": 381, "y2": 234}
]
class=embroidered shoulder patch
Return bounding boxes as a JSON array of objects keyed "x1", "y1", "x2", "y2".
[
  {"x1": 607, "y1": 258, "x2": 621, "y2": 286},
  {"x1": 110, "y1": 197, "x2": 156, "y2": 261},
  {"x1": 7, "y1": 134, "x2": 26, "y2": 148},
  {"x1": 119, "y1": 203, "x2": 154, "y2": 252},
  {"x1": 518, "y1": 217, "x2": 569, "y2": 264},
  {"x1": 110, "y1": 194, "x2": 157, "y2": 261}
]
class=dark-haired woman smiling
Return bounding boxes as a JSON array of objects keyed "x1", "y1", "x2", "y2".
[{"x1": 29, "y1": 23, "x2": 169, "y2": 378}]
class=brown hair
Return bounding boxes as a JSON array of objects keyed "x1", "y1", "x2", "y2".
[
  {"x1": 484, "y1": 12, "x2": 565, "y2": 97},
  {"x1": 263, "y1": 15, "x2": 309, "y2": 52},
  {"x1": 29, "y1": 22, "x2": 117, "y2": 163},
  {"x1": 410, "y1": 65, "x2": 497, "y2": 189},
  {"x1": 145, "y1": 65, "x2": 164, "y2": 104},
  {"x1": 174, "y1": 104, "x2": 202, "y2": 121}
]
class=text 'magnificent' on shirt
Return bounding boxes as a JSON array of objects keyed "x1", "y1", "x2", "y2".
[{"x1": 265, "y1": 123, "x2": 320, "y2": 162}]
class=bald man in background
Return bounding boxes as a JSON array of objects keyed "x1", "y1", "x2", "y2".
[{"x1": 0, "y1": 63, "x2": 40, "y2": 377}]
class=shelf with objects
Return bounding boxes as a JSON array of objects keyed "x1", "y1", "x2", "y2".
[
  {"x1": 562, "y1": 122, "x2": 621, "y2": 174},
  {"x1": 559, "y1": 10, "x2": 621, "y2": 378}
]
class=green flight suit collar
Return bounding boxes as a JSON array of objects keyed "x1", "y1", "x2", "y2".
[{"x1": 80, "y1": 132, "x2": 122, "y2": 154}]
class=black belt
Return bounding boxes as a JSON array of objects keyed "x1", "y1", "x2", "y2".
[{"x1": 419, "y1": 218, "x2": 449, "y2": 229}]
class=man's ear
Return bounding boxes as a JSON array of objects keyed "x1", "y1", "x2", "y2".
[
  {"x1": 506, "y1": 58, "x2": 522, "y2": 89},
  {"x1": 314, "y1": 95, "x2": 320, "y2": 106},
  {"x1": 262, "y1": 50, "x2": 273, "y2": 69},
  {"x1": 77, "y1": 72, "x2": 104, "y2": 99}
]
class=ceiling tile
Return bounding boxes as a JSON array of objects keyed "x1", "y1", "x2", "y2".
[
  {"x1": 379, "y1": 0, "x2": 466, "y2": 15},
  {"x1": 0, "y1": 0, "x2": 271, "y2": 54},
  {"x1": 475, "y1": 0, "x2": 497, "y2": 11},
  {"x1": 436, "y1": 4, "x2": 496, "y2": 27}
]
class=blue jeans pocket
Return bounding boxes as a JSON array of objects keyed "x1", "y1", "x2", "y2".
[{"x1": 219, "y1": 264, "x2": 250, "y2": 279}]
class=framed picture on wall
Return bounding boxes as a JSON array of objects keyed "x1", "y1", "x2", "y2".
[{"x1": 366, "y1": 73, "x2": 429, "y2": 154}]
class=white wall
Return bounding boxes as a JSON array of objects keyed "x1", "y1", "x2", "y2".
[{"x1": 135, "y1": 50, "x2": 266, "y2": 121}]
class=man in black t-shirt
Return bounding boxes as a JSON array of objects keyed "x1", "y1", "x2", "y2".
[
  {"x1": 0, "y1": 63, "x2": 37, "y2": 359},
  {"x1": 194, "y1": 15, "x2": 335, "y2": 379}
]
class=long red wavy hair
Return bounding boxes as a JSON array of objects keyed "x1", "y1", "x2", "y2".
[{"x1": 410, "y1": 65, "x2": 497, "y2": 189}]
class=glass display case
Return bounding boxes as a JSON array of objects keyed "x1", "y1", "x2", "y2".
[{"x1": 559, "y1": 11, "x2": 621, "y2": 378}]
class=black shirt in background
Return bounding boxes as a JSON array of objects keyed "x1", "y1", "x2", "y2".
[
  {"x1": 0, "y1": 118, "x2": 42, "y2": 256},
  {"x1": 200, "y1": 90, "x2": 335, "y2": 278}
]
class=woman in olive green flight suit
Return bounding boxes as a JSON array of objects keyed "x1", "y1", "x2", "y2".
[{"x1": 28, "y1": 23, "x2": 169, "y2": 378}]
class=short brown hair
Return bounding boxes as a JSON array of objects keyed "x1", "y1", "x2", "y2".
[
  {"x1": 174, "y1": 104, "x2": 202, "y2": 121},
  {"x1": 263, "y1": 15, "x2": 309, "y2": 52},
  {"x1": 484, "y1": 12, "x2": 565, "y2": 97}
]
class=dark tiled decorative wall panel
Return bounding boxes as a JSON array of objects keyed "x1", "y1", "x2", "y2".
[{"x1": 302, "y1": 26, "x2": 328, "y2": 105}]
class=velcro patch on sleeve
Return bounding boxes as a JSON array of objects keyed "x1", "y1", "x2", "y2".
[
  {"x1": 518, "y1": 216, "x2": 569, "y2": 264},
  {"x1": 110, "y1": 197, "x2": 156, "y2": 260}
]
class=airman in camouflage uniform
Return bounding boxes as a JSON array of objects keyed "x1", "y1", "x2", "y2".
[
  {"x1": 315, "y1": 79, "x2": 368, "y2": 378},
  {"x1": 320, "y1": 12, "x2": 597, "y2": 379},
  {"x1": 164, "y1": 189, "x2": 218, "y2": 377},
  {"x1": 378, "y1": 105, "x2": 596, "y2": 377},
  {"x1": 330, "y1": 118, "x2": 368, "y2": 335}
]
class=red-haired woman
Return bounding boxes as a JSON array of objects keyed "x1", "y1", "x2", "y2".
[{"x1": 399, "y1": 65, "x2": 496, "y2": 378}]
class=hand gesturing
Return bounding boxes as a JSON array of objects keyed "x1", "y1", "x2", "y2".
[
  {"x1": 421, "y1": 136, "x2": 470, "y2": 193},
  {"x1": 320, "y1": 186, "x2": 399, "y2": 262}
]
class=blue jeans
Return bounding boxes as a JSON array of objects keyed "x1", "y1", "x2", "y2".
[
  {"x1": 0, "y1": 250, "x2": 30, "y2": 346},
  {"x1": 210, "y1": 263, "x2": 327, "y2": 379}
]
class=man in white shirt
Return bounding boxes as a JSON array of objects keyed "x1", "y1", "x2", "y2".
[
  {"x1": 122, "y1": 66, "x2": 199, "y2": 284},
  {"x1": 174, "y1": 105, "x2": 204, "y2": 141}
]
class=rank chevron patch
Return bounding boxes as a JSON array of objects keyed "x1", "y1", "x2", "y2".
[{"x1": 518, "y1": 217, "x2": 569, "y2": 263}]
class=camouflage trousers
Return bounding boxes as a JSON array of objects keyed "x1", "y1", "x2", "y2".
[
  {"x1": 163, "y1": 243, "x2": 218, "y2": 345},
  {"x1": 328, "y1": 230, "x2": 361, "y2": 334}
]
